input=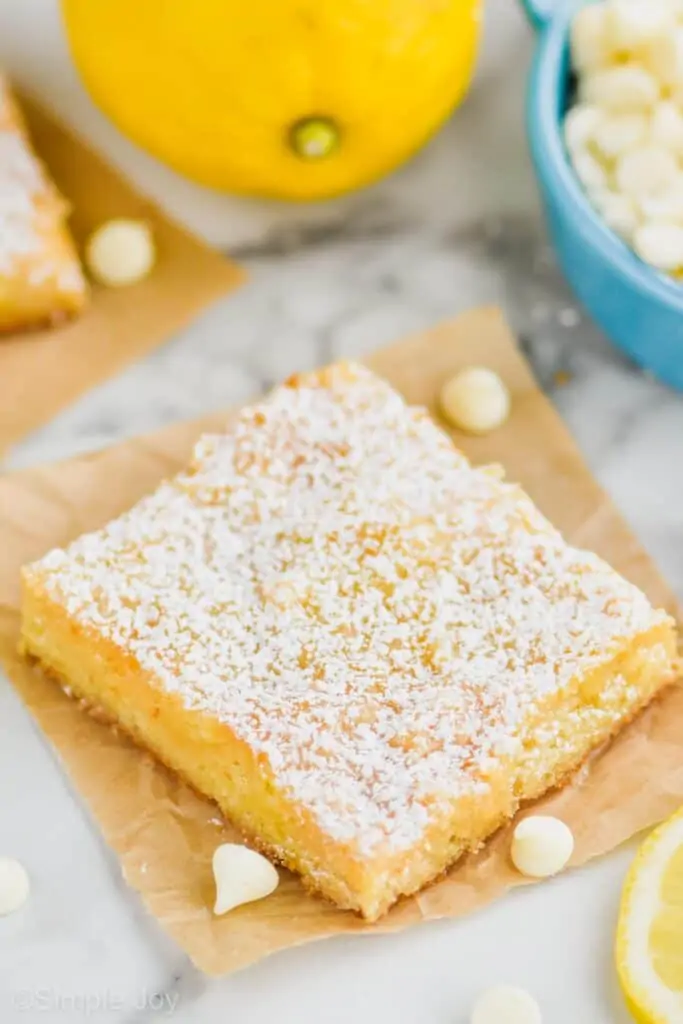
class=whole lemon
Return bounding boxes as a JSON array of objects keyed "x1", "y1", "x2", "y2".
[{"x1": 61, "y1": 0, "x2": 482, "y2": 200}]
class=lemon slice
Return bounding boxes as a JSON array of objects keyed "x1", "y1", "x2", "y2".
[{"x1": 616, "y1": 807, "x2": 683, "y2": 1023}]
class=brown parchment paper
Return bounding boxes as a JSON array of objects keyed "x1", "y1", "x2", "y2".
[
  {"x1": 0, "y1": 93, "x2": 244, "y2": 453},
  {"x1": 0, "y1": 307, "x2": 681, "y2": 976}
]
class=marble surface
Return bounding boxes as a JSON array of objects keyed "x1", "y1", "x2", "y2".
[{"x1": 1, "y1": 1, "x2": 683, "y2": 1022}]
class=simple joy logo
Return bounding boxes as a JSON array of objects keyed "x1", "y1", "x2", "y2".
[{"x1": 11, "y1": 987, "x2": 180, "y2": 1016}]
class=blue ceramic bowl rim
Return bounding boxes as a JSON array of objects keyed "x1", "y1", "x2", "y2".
[{"x1": 527, "y1": 1, "x2": 683, "y2": 315}]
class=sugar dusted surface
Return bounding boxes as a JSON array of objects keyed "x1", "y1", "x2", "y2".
[
  {"x1": 29, "y1": 364, "x2": 669, "y2": 857},
  {"x1": 0, "y1": 75, "x2": 83, "y2": 288}
]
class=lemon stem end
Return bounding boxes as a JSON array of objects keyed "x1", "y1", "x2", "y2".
[{"x1": 290, "y1": 117, "x2": 339, "y2": 159}]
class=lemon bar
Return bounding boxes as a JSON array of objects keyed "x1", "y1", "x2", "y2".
[
  {"x1": 0, "y1": 75, "x2": 86, "y2": 332},
  {"x1": 20, "y1": 364, "x2": 677, "y2": 920}
]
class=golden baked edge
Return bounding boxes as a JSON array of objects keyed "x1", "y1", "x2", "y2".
[
  {"x1": 0, "y1": 75, "x2": 87, "y2": 333},
  {"x1": 19, "y1": 578, "x2": 677, "y2": 921}
]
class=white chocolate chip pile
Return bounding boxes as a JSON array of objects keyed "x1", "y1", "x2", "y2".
[
  {"x1": 510, "y1": 816, "x2": 575, "y2": 879},
  {"x1": 566, "y1": 0, "x2": 683, "y2": 275},
  {"x1": 86, "y1": 218, "x2": 156, "y2": 287},
  {"x1": 0, "y1": 857, "x2": 30, "y2": 916},
  {"x1": 439, "y1": 367, "x2": 511, "y2": 435},
  {"x1": 212, "y1": 843, "x2": 279, "y2": 915},
  {"x1": 471, "y1": 985, "x2": 542, "y2": 1024}
]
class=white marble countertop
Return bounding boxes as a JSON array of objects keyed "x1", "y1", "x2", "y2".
[{"x1": 1, "y1": 2, "x2": 683, "y2": 1022}]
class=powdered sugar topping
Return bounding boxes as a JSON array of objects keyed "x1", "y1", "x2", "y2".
[
  {"x1": 30, "y1": 364, "x2": 671, "y2": 856},
  {"x1": 0, "y1": 76, "x2": 83, "y2": 288}
]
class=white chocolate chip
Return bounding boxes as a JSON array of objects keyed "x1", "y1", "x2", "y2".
[
  {"x1": 594, "y1": 190, "x2": 640, "y2": 238},
  {"x1": 0, "y1": 858, "x2": 30, "y2": 916},
  {"x1": 650, "y1": 101, "x2": 683, "y2": 156},
  {"x1": 471, "y1": 985, "x2": 542, "y2": 1024},
  {"x1": 615, "y1": 145, "x2": 679, "y2": 198},
  {"x1": 643, "y1": 26, "x2": 683, "y2": 86},
  {"x1": 606, "y1": 1, "x2": 673, "y2": 53},
  {"x1": 581, "y1": 64, "x2": 659, "y2": 110},
  {"x1": 212, "y1": 844, "x2": 279, "y2": 916},
  {"x1": 563, "y1": 103, "x2": 604, "y2": 155},
  {"x1": 639, "y1": 181, "x2": 683, "y2": 221},
  {"x1": 571, "y1": 147, "x2": 610, "y2": 193},
  {"x1": 86, "y1": 219, "x2": 156, "y2": 287},
  {"x1": 592, "y1": 111, "x2": 649, "y2": 159},
  {"x1": 571, "y1": 5, "x2": 611, "y2": 72},
  {"x1": 439, "y1": 367, "x2": 511, "y2": 435},
  {"x1": 633, "y1": 220, "x2": 683, "y2": 268},
  {"x1": 511, "y1": 816, "x2": 574, "y2": 878}
]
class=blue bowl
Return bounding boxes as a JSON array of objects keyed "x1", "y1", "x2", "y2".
[{"x1": 522, "y1": 0, "x2": 683, "y2": 389}]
